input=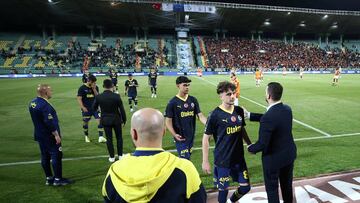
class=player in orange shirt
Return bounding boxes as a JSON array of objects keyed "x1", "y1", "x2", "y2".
[
  {"x1": 230, "y1": 72, "x2": 240, "y2": 106},
  {"x1": 332, "y1": 67, "x2": 340, "y2": 86},
  {"x1": 255, "y1": 69, "x2": 261, "y2": 87},
  {"x1": 197, "y1": 67, "x2": 203, "y2": 77}
]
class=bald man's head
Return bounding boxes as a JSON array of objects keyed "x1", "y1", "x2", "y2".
[
  {"x1": 37, "y1": 84, "x2": 52, "y2": 99},
  {"x1": 131, "y1": 108, "x2": 165, "y2": 147}
]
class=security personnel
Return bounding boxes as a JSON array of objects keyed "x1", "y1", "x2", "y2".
[
  {"x1": 93, "y1": 79, "x2": 126, "y2": 163},
  {"x1": 29, "y1": 84, "x2": 72, "y2": 186},
  {"x1": 102, "y1": 108, "x2": 206, "y2": 202}
]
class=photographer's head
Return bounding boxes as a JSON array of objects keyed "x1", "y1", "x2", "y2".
[{"x1": 266, "y1": 82, "x2": 283, "y2": 103}]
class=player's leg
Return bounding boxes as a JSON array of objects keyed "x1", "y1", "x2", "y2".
[
  {"x1": 82, "y1": 112, "x2": 91, "y2": 142},
  {"x1": 154, "y1": 85, "x2": 157, "y2": 97},
  {"x1": 128, "y1": 96, "x2": 133, "y2": 112},
  {"x1": 134, "y1": 96, "x2": 138, "y2": 108},
  {"x1": 94, "y1": 111, "x2": 106, "y2": 142},
  {"x1": 214, "y1": 166, "x2": 231, "y2": 203},
  {"x1": 150, "y1": 86, "x2": 154, "y2": 97},
  {"x1": 228, "y1": 164, "x2": 251, "y2": 202}
]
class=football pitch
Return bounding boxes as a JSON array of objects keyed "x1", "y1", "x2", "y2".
[{"x1": 0, "y1": 74, "x2": 359, "y2": 202}]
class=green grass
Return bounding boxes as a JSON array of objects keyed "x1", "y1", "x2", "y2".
[{"x1": 0, "y1": 74, "x2": 359, "y2": 202}]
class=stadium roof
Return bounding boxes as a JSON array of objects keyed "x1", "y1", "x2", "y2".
[{"x1": 1, "y1": 0, "x2": 360, "y2": 36}]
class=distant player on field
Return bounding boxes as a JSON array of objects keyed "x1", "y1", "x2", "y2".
[
  {"x1": 332, "y1": 67, "x2": 341, "y2": 86},
  {"x1": 148, "y1": 68, "x2": 158, "y2": 98},
  {"x1": 255, "y1": 69, "x2": 261, "y2": 87},
  {"x1": 299, "y1": 67, "x2": 304, "y2": 79},
  {"x1": 164, "y1": 76, "x2": 207, "y2": 160},
  {"x1": 109, "y1": 68, "x2": 118, "y2": 93},
  {"x1": 125, "y1": 73, "x2": 139, "y2": 112}
]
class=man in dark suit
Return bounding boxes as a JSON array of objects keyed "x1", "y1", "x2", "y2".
[
  {"x1": 246, "y1": 82, "x2": 297, "y2": 203},
  {"x1": 93, "y1": 79, "x2": 126, "y2": 162}
]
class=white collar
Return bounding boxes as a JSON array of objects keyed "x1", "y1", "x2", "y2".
[{"x1": 266, "y1": 100, "x2": 282, "y2": 111}]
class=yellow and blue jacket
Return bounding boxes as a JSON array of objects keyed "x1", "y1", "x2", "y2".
[{"x1": 102, "y1": 148, "x2": 206, "y2": 203}]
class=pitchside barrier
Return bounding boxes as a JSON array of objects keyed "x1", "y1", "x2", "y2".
[{"x1": 1, "y1": 70, "x2": 360, "y2": 79}]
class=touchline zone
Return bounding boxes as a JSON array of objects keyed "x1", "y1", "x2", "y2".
[
  {"x1": 195, "y1": 76, "x2": 332, "y2": 137},
  {"x1": 0, "y1": 132, "x2": 359, "y2": 167}
]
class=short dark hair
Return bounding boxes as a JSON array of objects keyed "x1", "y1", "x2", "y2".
[
  {"x1": 217, "y1": 81, "x2": 236, "y2": 94},
  {"x1": 176, "y1": 76, "x2": 192, "y2": 84},
  {"x1": 88, "y1": 74, "x2": 97, "y2": 82},
  {"x1": 267, "y1": 82, "x2": 283, "y2": 101},
  {"x1": 103, "y1": 79, "x2": 114, "y2": 89}
]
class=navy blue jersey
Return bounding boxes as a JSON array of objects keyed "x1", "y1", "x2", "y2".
[
  {"x1": 29, "y1": 97, "x2": 60, "y2": 142},
  {"x1": 148, "y1": 72, "x2": 157, "y2": 85},
  {"x1": 125, "y1": 79, "x2": 138, "y2": 95},
  {"x1": 205, "y1": 106, "x2": 246, "y2": 168},
  {"x1": 110, "y1": 72, "x2": 117, "y2": 80},
  {"x1": 165, "y1": 95, "x2": 201, "y2": 143},
  {"x1": 77, "y1": 84, "x2": 99, "y2": 109}
]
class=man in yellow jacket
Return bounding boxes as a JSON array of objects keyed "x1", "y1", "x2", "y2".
[{"x1": 102, "y1": 108, "x2": 206, "y2": 203}]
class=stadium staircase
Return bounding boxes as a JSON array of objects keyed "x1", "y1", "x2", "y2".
[{"x1": 176, "y1": 39, "x2": 195, "y2": 72}]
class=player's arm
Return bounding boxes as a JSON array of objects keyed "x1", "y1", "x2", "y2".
[
  {"x1": 242, "y1": 128, "x2": 252, "y2": 146},
  {"x1": 165, "y1": 117, "x2": 185, "y2": 141},
  {"x1": 202, "y1": 133, "x2": 212, "y2": 174},
  {"x1": 197, "y1": 112, "x2": 207, "y2": 125},
  {"x1": 92, "y1": 85, "x2": 99, "y2": 96},
  {"x1": 77, "y1": 96, "x2": 88, "y2": 112},
  {"x1": 124, "y1": 82, "x2": 128, "y2": 95}
]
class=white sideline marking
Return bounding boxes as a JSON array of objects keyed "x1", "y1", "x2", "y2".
[
  {"x1": 1, "y1": 132, "x2": 359, "y2": 167},
  {"x1": 195, "y1": 76, "x2": 332, "y2": 137}
]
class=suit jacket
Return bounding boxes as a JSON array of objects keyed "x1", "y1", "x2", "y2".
[
  {"x1": 93, "y1": 90, "x2": 126, "y2": 127},
  {"x1": 248, "y1": 103, "x2": 297, "y2": 171}
]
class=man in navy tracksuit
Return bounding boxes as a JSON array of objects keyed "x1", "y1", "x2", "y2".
[{"x1": 29, "y1": 84, "x2": 72, "y2": 186}]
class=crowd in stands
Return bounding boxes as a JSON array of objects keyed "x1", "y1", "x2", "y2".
[
  {"x1": 0, "y1": 37, "x2": 172, "y2": 73},
  {"x1": 203, "y1": 37, "x2": 360, "y2": 71}
]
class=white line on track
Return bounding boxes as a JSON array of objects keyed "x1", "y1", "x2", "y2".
[
  {"x1": 195, "y1": 76, "x2": 332, "y2": 137},
  {"x1": 1, "y1": 132, "x2": 359, "y2": 167}
]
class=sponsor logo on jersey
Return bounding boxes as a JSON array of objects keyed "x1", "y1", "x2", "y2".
[{"x1": 181, "y1": 111, "x2": 194, "y2": 117}]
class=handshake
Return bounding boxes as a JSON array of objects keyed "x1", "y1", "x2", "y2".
[{"x1": 247, "y1": 144, "x2": 255, "y2": 154}]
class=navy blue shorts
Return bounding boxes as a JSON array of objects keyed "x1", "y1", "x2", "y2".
[
  {"x1": 128, "y1": 94, "x2": 137, "y2": 101},
  {"x1": 82, "y1": 110, "x2": 100, "y2": 122},
  {"x1": 175, "y1": 141, "x2": 193, "y2": 160},
  {"x1": 214, "y1": 162, "x2": 249, "y2": 190}
]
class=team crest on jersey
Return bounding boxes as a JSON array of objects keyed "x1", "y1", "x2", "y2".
[
  {"x1": 231, "y1": 116, "x2": 236, "y2": 122},
  {"x1": 30, "y1": 102, "x2": 36, "y2": 108},
  {"x1": 184, "y1": 103, "x2": 188, "y2": 108},
  {"x1": 191, "y1": 102, "x2": 194, "y2": 108}
]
